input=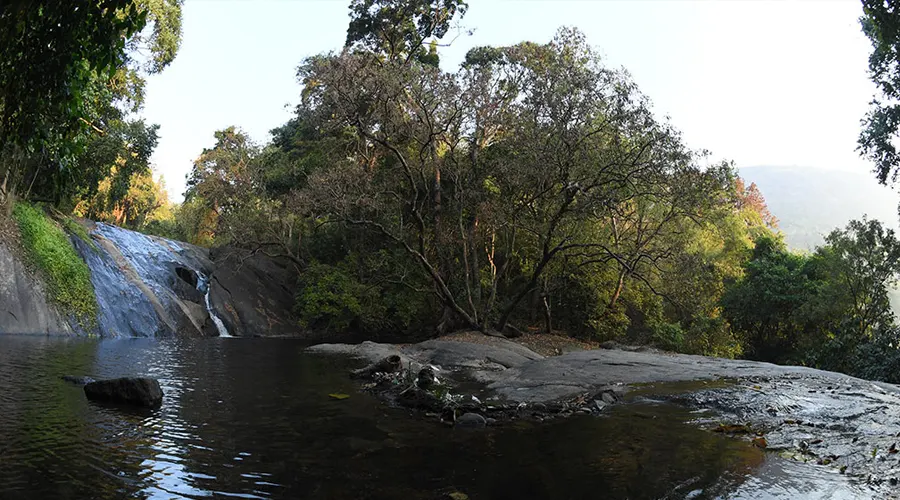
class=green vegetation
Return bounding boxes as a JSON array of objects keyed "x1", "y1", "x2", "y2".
[
  {"x1": 154, "y1": 0, "x2": 900, "y2": 385},
  {"x1": 60, "y1": 217, "x2": 99, "y2": 253},
  {"x1": 0, "y1": 0, "x2": 183, "y2": 216},
  {"x1": 13, "y1": 203, "x2": 98, "y2": 326},
  {"x1": 5, "y1": 0, "x2": 900, "y2": 387},
  {"x1": 173, "y1": 2, "x2": 774, "y2": 351},
  {"x1": 723, "y1": 218, "x2": 900, "y2": 382},
  {"x1": 860, "y1": 0, "x2": 900, "y2": 185}
]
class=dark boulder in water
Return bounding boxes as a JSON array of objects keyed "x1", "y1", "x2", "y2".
[
  {"x1": 83, "y1": 377, "x2": 163, "y2": 408},
  {"x1": 455, "y1": 413, "x2": 487, "y2": 429},
  {"x1": 416, "y1": 366, "x2": 437, "y2": 389}
]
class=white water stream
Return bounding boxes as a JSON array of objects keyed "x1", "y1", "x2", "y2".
[{"x1": 199, "y1": 273, "x2": 232, "y2": 338}]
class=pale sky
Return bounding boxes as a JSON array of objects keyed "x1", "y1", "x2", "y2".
[{"x1": 142, "y1": 0, "x2": 875, "y2": 202}]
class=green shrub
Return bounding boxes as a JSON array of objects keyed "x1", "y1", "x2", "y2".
[
  {"x1": 294, "y1": 262, "x2": 371, "y2": 333},
  {"x1": 13, "y1": 203, "x2": 98, "y2": 326},
  {"x1": 60, "y1": 216, "x2": 99, "y2": 252},
  {"x1": 649, "y1": 321, "x2": 686, "y2": 352},
  {"x1": 294, "y1": 257, "x2": 432, "y2": 335}
]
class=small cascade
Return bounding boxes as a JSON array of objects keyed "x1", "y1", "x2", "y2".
[
  {"x1": 85, "y1": 223, "x2": 223, "y2": 337},
  {"x1": 198, "y1": 273, "x2": 232, "y2": 338},
  {"x1": 72, "y1": 229, "x2": 167, "y2": 337}
]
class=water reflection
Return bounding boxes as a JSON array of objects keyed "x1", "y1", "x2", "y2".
[
  {"x1": 0, "y1": 336, "x2": 875, "y2": 499},
  {"x1": 720, "y1": 458, "x2": 866, "y2": 499}
]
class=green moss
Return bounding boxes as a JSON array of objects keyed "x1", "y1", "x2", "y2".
[
  {"x1": 60, "y1": 216, "x2": 99, "y2": 253},
  {"x1": 13, "y1": 202, "x2": 98, "y2": 326}
]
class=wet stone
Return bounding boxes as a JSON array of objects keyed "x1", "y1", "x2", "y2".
[
  {"x1": 455, "y1": 413, "x2": 487, "y2": 429},
  {"x1": 83, "y1": 377, "x2": 163, "y2": 408}
]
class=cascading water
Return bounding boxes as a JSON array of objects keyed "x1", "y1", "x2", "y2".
[
  {"x1": 198, "y1": 273, "x2": 232, "y2": 338},
  {"x1": 71, "y1": 232, "x2": 164, "y2": 337},
  {"x1": 78, "y1": 222, "x2": 233, "y2": 337}
]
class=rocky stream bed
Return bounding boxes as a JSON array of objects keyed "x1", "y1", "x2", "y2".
[{"x1": 309, "y1": 336, "x2": 900, "y2": 497}]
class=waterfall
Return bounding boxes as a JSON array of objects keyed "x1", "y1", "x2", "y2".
[
  {"x1": 198, "y1": 273, "x2": 232, "y2": 338},
  {"x1": 83, "y1": 223, "x2": 231, "y2": 337}
]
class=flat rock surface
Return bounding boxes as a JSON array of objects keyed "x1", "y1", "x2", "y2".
[
  {"x1": 308, "y1": 337, "x2": 900, "y2": 489},
  {"x1": 308, "y1": 338, "x2": 898, "y2": 402},
  {"x1": 307, "y1": 337, "x2": 543, "y2": 375}
]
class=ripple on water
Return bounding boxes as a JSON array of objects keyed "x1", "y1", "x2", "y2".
[
  {"x1": 0, "y1": 335, "x2": 880, "y2": 499},
  {"x1": 716, "y1": 457, "x2": 872, "y2": 499}
]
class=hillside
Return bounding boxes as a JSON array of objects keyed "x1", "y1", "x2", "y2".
[{"x1": 739, "y1": 166, "x2": 900, "y2": 250}]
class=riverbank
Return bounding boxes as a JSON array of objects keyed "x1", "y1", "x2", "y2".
[{"x1": 308, "y1": 335, "x2": 900, "y2": 494}]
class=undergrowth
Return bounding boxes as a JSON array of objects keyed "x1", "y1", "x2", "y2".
[
  {"x1": 60, "y1": 216, "x2": 99, "y2": 252},
  {"x1": 13, "y1": 202, "x2": 97, "y2": 326}
]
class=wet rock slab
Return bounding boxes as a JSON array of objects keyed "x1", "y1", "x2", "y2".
[
  {"x1": 668, "y1": 375, "x2": 900, "y2": 490},
  {"x1": 308, "y1": 337, "x2": 900, "y2": 491}
]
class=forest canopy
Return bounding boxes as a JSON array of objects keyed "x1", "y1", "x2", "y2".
[
  {"x1": 4, "y1": 0, "x2": 900, "y2": 385},
  {"x1": 171, "y1": 2, "x2": 773, "y2": 354}
]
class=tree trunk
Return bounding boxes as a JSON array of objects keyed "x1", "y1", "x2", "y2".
[
  {"x1": 542, "y1": 294, "x2": 552, "y2": 334},
  {"x1": 496, "y1": 247, "x2": 556, "y2": 334},
  {"x1": 436, "y1": 305, "x2": 457, "y2": 336},
  {"x1": 609, "y1": 271, "x2": 627, "y2": 309}
]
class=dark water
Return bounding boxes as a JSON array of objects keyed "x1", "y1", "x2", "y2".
[{"x1": 0, "y1": 336, "x2": 869, "y2": 499}]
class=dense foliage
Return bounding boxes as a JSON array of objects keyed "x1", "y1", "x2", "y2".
[
  {"x1": 172, "y1": 2, "x2": 776, "y2": 350},
  {"x1": 7, "y1": 0, "x2": 900, "y2": 385},
  {"x1": 0, "y1": 0, "x2": 182, "y2": 213},
  {"x1": 722, "y1": 218, "x2": 900, "y2": 381},
  {"x1": 0, "y1": 1, "x2": 182, "y2": 326},
  {"x1": 860, "y1": 0, "x2": 900, "y2": 185},
  {"x1": 159, "y1": 0, "x2": 900, "y2": 384}
]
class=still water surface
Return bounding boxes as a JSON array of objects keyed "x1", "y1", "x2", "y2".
[{"x1": 0, "y1": 336, "x2": 871, "y2": 499}]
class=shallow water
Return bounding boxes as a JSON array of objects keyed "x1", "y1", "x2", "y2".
[{"x1": 0, "y1": 336, "x2": 873, "y2": 499}]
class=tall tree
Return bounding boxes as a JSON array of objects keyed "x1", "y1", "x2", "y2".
[
  {"x1": 859, "y1": 0, "x2": 900, "y2": 185},
  {"x1": 815, "y1": 217, "x2": 900, "y2": 338},
  {"x1": 0, "y1": 0, "x2": 183, "y2": 206},
  {"x1": 185, "y1": 127, "x2": 259, "y2": 222},
  {"x1": 721, "y1": 234, "x2": 816, "y2": 363},
  {"x1": 345, "y1": 0, "x2": 467, "y2": 65},
  {"x1": 299, "y1": 28, "x2": 726, "y2": 336}
]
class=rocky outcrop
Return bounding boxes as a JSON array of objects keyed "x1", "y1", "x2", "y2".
[
  {"x1": 308, "y1": 337, "x2": 545, "y2": 382},
  {"x1": 89, "y1": 223, "x2": 217, "y2": 337},
  {"x1": 308, "y1": 338, "x2": 900, "y2": 487},
  {"x1": 0, "y1": 241, "x2": 73, "y2": 335},
  {"x1": 83, "y1": 377, "x2": 164, "y2": 408},
  {"x1": 0, "y1": 215, "x2": 303, "y2": 337},
  {"x1": 206, "y1": 248, "x2": 300, "y2": 337}
]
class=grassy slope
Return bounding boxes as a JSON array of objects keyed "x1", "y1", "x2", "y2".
[{"x1": 12, "y1": 202, "x2": 97, "y2": 326}]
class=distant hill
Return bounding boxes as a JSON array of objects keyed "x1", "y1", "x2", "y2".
[{"x1": 738, "y1": 166, "x2": 900, "y2": 251}]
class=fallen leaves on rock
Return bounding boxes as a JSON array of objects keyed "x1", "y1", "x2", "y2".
[
  {"x1": 328, "y1": 393, "x2": 350, "y2": 400},
  {"x1": 713, "y1": 423, "x2": 752, "y2": 434},
  {"x1": 441, "y1": 330, "x2": 602, "y2": 357},
  {"x1": 752, "y1": 437, "x2": 768, "y2": 449}
]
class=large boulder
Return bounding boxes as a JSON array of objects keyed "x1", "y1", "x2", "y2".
[
  {"x1": 83, "y1": 377, "x2": 163, "y2": 408},
  {"x1": 0, "y1": 240, "x2": 73, "y2": 335},
  {"x1": 207, "y1": 248, "x2": 300, "y2": 337}
]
